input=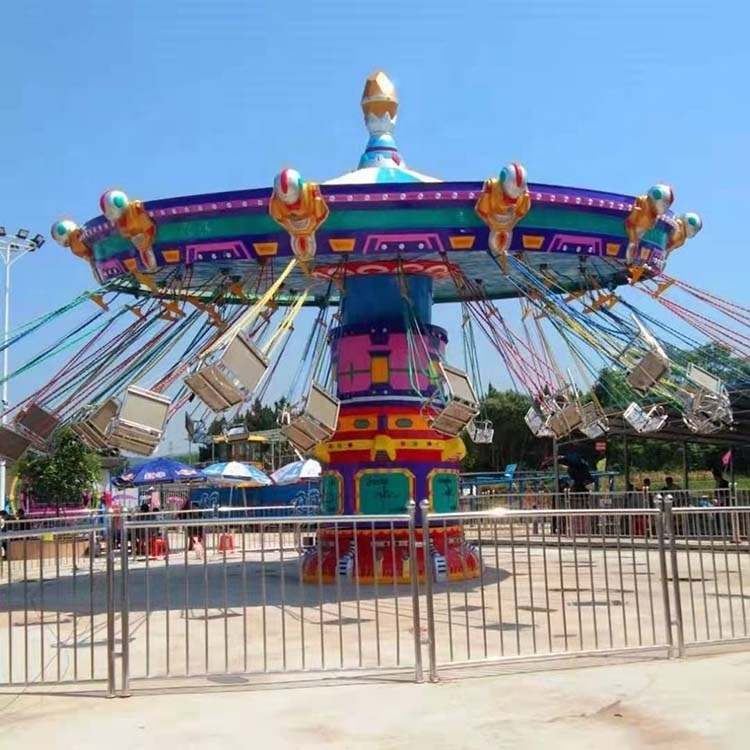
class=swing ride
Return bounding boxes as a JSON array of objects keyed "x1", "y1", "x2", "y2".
[{"x1": 2, "y1": 69, "x2": 747, "y2": 584}]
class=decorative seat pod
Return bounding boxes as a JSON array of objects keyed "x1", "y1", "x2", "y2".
[
  {"x1": 430, "y1": 364, "x2": 481, "y2": 437},
  {"x1": 107, "y1": 385, "x2": 171, "y2": 456},
  {"x1": 69, "y1": 400, "x2": 119, "y2": 450},
  {"x1": 0, "y1": 427, "x2": 31, "y2": 462},
  {"x1": 184, "y1": 334, "x2": 269, "y2": 412},
  {"x1": 626, "y1": 350, "x2": 670, "y2": 394},
  {"x1": 280, "y1": 382, "x2": 340, "y2": 455}
]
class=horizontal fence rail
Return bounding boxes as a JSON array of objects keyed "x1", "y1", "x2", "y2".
[{"x1": 2, "y1": 496, "x2": 750, "y2": 695}]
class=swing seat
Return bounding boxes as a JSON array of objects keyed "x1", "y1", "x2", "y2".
[
  {"x1": 626, "y1": 350, "x2": 669, "y2": 394},
  {"x1": 683, "y1": 390, "x2": 732, "y2": 434},
  {"x1": 184, "y1": 335, "x2": 269, "y2": 412},
  {"x1": 0, "y1": 426, "x2": 31, "y2": 462},
  {"x1": 525, "y1": 407, "x2": 552, "y2": 437},
  {"x1": 685, "y1": 363, "x2": 724, "y2": 396},
  {"x1": 107, "y1": 385, "x2": 171, "y2": 456},
  {"x1": 579, "y1": 402, "x2": 609, "y2": 439},
  {"x1": 280, "y1": 382, "x2": 340, "y2": 454},
  {"x1": 682, "y1": 365, "x2": 731, "y2": 434},
  {"x1": 14, "y1": 403, "x2": 60, "y2": 444},
  {"x1": 623, "y1": 402, "x2": 668, "y2": 433},
  {"x1": 467, "y1": 419, "x2": 494, "y2": 443},
  {"x1": 430, "y1": 364, "x2": 480, "y2": 437},
  {"x1": 546, "y1": 402, "x2": 583, "y2": 439},
  {"x1": 70, "y1": 400, "x2": 119, "y2": 450}
]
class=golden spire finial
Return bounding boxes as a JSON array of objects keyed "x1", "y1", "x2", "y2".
[{"x1": 361, "y1": 71, "x2": 398, "y2": 135}]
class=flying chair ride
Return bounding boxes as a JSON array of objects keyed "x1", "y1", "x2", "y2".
[{"x1": 3, "y1": 70, "x2": 741, "y2": 584}]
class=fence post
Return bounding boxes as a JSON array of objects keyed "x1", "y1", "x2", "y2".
[
  {"x1": 105, "y1": 513, "x2": 116, "y2": 698},
  {"x1": 119, "y1": 517, "x2": 132, "y2": 697},
  {"x1": 663, "y1": 495, "x2": 686, "y2": 657},
  {"x1": 419, "y1": 499, "x2": 438, "y2": 682},
  {"x1": 654, "y1": 495, "x2": 674, "y2": 655},
  {"x1": 407, "y1": 500, "x2": 424, "y2": 683}
]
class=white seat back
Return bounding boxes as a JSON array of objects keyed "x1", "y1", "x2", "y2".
[
  {"x1": 307, "y1": 383, "x2": 340, "y2": 432},
  {"x1": 222, "y1": 335, "x2": 269, "y2": 392},
  {"x1": 441, "y1": 364, "x2": 480, "y2": 407},
  {"x1": 118, "y1": 386, "x2": 171, "y2": 433},
  {"x1": 686, "y1": 363, "x2": 724, "y2": 396}
]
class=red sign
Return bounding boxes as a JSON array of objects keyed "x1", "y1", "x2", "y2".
[{"x1": 595, "y1": 441, "x2": 607, "y2": 452}]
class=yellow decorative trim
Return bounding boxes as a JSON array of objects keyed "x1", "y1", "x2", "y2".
[
  {"x1": 440, "y1": 436, "x2": 466, "y2": 462},
  {"x1": 654, "y1": 280, "x2": 674, "y2": 297},
  {"x1": 322, "y1": 436, "x2": 459, "y2": 456},
  {"x1": 371, "y1": 435, "x2": 397, "y2": 461},
  {"x1": 448, "y1": 236, "x2": 475, "y2": 250},
  {"x1": 522, "y1": 235, "x2": 545, "y2": 250},
  {"x1": 312, "y1": 441, "x2": 330, "y2": 462},
  {"x1": 329, "y1": 238, "x2": 356, "y2": 252},
  {"x1": 161, "y1": 249, "x2": 181, "y2": 263},
  {"x1": 605, "y1": 242, "x2": 620, "y2": 257},
  {"x1": 253, "y1": 242, "x2": 278, "y2": 256}
]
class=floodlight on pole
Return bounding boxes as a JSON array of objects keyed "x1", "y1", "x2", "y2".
[{"x1": 0, "y1": 228, "x2": 42, "y2": 508}]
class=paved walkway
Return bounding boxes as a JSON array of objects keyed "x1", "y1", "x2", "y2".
[{"x1": 1, "y1": 652, "x2": 748, "y2": 749}]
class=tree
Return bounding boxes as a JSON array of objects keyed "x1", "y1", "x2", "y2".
[
  {"x1": 462, "y1": 385, "x2": 549, "y2": 472},
  {"x1": 16, "y1": 429, "x2": 101, "y2": 511}
]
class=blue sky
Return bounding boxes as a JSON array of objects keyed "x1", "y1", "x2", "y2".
[{"x1": 1, "y1": 0, "x2": 748, "y2": 453}]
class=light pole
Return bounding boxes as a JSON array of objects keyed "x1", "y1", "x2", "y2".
[{"x1": 0, "y1": 227, "x2": 45, "y2": 507}]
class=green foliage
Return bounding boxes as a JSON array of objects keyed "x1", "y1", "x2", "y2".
[
  {"x1": 16, "y1": 428, "x2": 102, "y2": 509},
  {"x1": 592, "y1": 367, "x2": 637, "y2": 409},
  {"x1": 462, "y1": 384, "x2": 550, "y2": 472}
]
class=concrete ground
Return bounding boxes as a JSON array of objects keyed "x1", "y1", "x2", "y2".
[{"x1": 0, "y1": 651, "x2": 748, "y2": 749}]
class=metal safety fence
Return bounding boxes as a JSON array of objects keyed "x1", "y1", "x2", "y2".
[{"x1": 1, "y1": 498, "x2": 749, "y2": 696}]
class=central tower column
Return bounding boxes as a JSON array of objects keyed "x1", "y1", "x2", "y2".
[{"x1": 303, "y1": 271, "x2": 480, "y2": 583}]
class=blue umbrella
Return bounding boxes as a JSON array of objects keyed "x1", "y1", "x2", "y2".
[
  {"x1": 115, "y1": 457, "x2": 206, "y2": 487},
  {"x1": 202, "y1": 461, "x2": 273, "y2": 486},
  {"x1": 270, "y1": 459, "x2": 322, "y2": 486}
]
